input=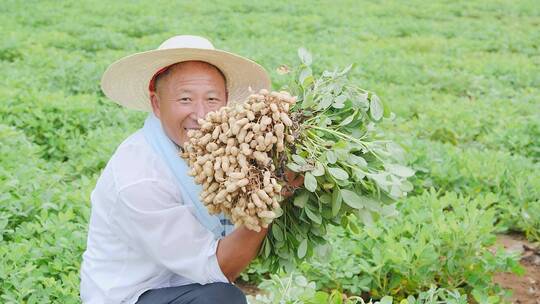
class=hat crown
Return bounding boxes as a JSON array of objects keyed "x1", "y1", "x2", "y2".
[{"x1": 158, "y1": 35, "x2": 215, "y2": 50}]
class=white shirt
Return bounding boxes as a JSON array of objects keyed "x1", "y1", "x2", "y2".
[{"x1": 80, "y1": 130, "x2": 229, "y2": 304}]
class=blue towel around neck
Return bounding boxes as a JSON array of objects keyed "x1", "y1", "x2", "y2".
[{"x1": 142, "y1": 113, "x2": 234, "y2": 239}]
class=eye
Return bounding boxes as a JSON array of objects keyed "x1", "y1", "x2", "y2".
[
  {"x1": 208, "y1": 97, "x2": 220, "y2": 103},
  {"x1": 178, "y1": 97, "x2": 192, "y2": 103}
]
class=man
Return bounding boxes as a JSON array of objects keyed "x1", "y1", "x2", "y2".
[{"x1": 80, "y1": 35, "x2": 272, "y2": 304}]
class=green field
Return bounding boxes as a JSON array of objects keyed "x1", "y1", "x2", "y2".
[{"x1": 1, "y1": 0, "x2": 539, "y2": 303}]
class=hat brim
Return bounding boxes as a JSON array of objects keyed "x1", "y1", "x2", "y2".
[{"x1": 101, "y1": 48, "x2": 271, "y2": 112}]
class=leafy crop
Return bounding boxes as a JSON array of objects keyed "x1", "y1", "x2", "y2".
[
  {"x1": 256, "y1": 51, "x2": 414, "y2": 271},
  {"x1": 1, "y1": 0, "x2": 537, "y2": 302},
  {"x1": 300, "y1": 191, "x2": 522, "y2": 301}
]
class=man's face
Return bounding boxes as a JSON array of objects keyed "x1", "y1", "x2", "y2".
[{"x1": 150, "y1": 61, "x2": 228, "y2": 147}]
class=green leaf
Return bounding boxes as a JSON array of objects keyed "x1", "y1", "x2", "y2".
[
  {"x1": 369, "y1": 94, "x2": 383, "y2": 121},
  {"x1": 352, "y1": 168, "x2": 366, "y2": 180},
  {"x1": 313, "y1": 291, "x2": 330, "y2": 303},
  {"x1": 338, "y1": 63, "x2": 354, "y2": 76},
  {"x1": 381, "y1": 204, "x2": 399, "y2": 217},
  {"x1": 334, "y1": 140, "x2": 348, "y2": 149},
  {"x1": 298, "y1": 47, "x2": 313, "y2": 66},
  {"x1": 320, "y1": 194, "x2": 332, "y2": 204},
  {"x1": 341, "y1": 189, "x2": 365, "y2": 209},
  {"x1": 292, "y1": 154, "x2": 307, "y2": 166},
  {"x1": 333, "y1": 94, "x2": 347, "y2": 109},
  {"x1": 330, "y1": 290, "x2": 344, "y2": 304},
  {"x1": 387, "y1": 164, "x2": 415, "y2": 177},
  {"x1": 360, "y1": 196, "x2": 381, "y2": 211},
  {"x1": 273, "y1": 206, "x2": 284, "y2": 218},
  {"x1": 320, "y1": 116, "x2": 332, "y2": 127},
  {"x1": 299, "y1": 67, "x2": 313, "y2": 88},
  {"x1": 471, "y1": 289, "x2": 488, "y2": 304},
  {"x1": 302, "y1": 92, "x2": 315, "y2": 109},
  {"x1": 379, "y1": 296, "x2": 393, "y2": 304},
  {"x1": 400, "y1": 180, "x2": 414, "y2": 192},
  {"x1": 293, "y1": 191, "x2": 309, "y2": 208},
  {"x1": 312, "y1": 162, "x2": 325, "y2": 176},
  {"x1": 348, "y1": 220, "x2": 360, "y2": 234},
  {"x1": 303, "y1": 75, "x2": 314, "y2": 88},
  {"x1": 332, "y1": 188, "x2": 342, "y2": 216},
  {"x1": 338, "y1": 111, "x2": 356, "y2": 126},
  {"x1": 305, "y1": 207, "x2": 322, "y2": 224},
  {"x1": 336, "y1": 150, "x2": 349, "y2": 162},
  {"x1": 322, "y1": 182, "x2": 335, "y2": 190},
  {"x1": 348, "y1": 154, "x2": 368, "y2": 167},
  {"x1": 340, "y1": 215, "x2": 349, "y2": 228},
  {"x1": 287, "y1": 162, "x2": 301, "y2": 172},
  {"x1": 317, "y1": 95, "x2": 333, "y2": 110},
  {"x1": 297, "y1": 238, "x2": 308, "y2": 258},
  {"x1": 321, "y1": 206, "x2": 334, "y2": 219},
  {"x1": 295, "y1": 275, "x2": 308, "y2": 287},
  {"x1": 264, "y1": 239, "x2": 271, "y2": 258},
  {"x1": 304, "y1": 172, "x2": 317, "y2": 192},
  {"x1": 272, "y1": 224, "x2": 284, "y2": 242},
  {"x1": 328, "y1": 167, "x2": 349, "y2": 180},
  {"x1": 326, "y1": 151, "x2": 337, "y2": 164},
  {"x1": 353, "y1": 91, "x2": 370, "y2": 108},
  {"x1": 369, "y1": 173, "x2": 392, "y2": 187},
  {"x1": 357, "y1": 209, "x2": 374, "y2": 226}
]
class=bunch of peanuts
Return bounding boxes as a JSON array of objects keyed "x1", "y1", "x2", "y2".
[{"x1": 181, "y1": 89, "x2": 297, "y2": 231}]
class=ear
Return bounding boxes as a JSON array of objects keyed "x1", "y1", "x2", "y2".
[{"x1": 150, "y1": 91, "x2": 161, "y2": 119}]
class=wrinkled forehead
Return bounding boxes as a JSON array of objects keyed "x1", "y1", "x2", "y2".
[{"x1": 151, "y1": 60, "x2": 227, "y2": 93}]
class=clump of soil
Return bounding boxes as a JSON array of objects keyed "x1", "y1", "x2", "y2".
[
  {"x1": 492, "y1": 234, "x2": 540, "y2": 304},
  {"x1": 236, "y1": 280, "x2": 261, "y2": 296}
]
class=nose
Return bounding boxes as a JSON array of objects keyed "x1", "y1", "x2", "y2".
[{"x1": 193, "y1": 99, "x2": 209, "y2": 121}]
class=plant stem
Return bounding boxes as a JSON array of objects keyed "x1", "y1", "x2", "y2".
[{"x1": 309, "y1": 126, "x2": 369, "y2": 149}]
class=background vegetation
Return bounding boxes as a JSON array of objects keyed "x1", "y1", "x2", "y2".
[{"x1": 1, "y1": 0, "x2": 538, "y2": 303}]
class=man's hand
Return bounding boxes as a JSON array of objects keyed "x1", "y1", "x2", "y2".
[
  {"x1": 281, "y1": 169, "x2": 304, "y2": 198},
  {"x1": 216, "y1": 226, "x2": 268, "y2": 282}
]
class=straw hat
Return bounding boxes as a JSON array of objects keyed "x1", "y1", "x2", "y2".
[{"x1": 101, "y1": 35, "x2": 271, "y2": 112}]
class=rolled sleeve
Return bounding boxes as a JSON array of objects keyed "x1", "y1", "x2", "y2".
[
  {"x1": 110, "y1": 179, "x2": 229, "y2": 285},
  {"x1": 205, "y1": 239, "x2": 230, "y2": 283}
]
